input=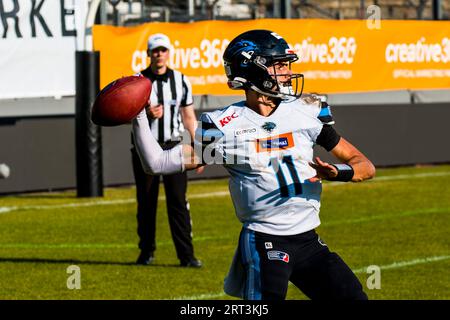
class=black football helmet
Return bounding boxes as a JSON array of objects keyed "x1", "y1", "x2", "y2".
[{"x1": 223, "y1": 29, "x2": 304, "y2": 100}]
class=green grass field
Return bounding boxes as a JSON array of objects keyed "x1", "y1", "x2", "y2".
[{"x1": 0, "y1": 165, "x2": 449, "y2": 300}]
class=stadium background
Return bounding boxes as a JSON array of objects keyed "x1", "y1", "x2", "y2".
[
  {"x1": 0, "y1": 0, "x2": 449, "y2": 194},
  {"x1": 0, "y1": 0, "x2": 449, "y2": 301}
]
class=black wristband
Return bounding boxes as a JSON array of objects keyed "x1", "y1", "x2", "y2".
[{"x1": 328, "y1": 164, "x2": 354, "y2": 182}]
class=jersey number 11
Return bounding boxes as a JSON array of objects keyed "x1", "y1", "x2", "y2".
[{"x1": 269, "y1": 155, "x2": 303, "y2": 198}]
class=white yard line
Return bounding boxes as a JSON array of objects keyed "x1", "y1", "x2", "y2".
[
  {"x1": 189, "y1": 191, "x2": 230, "y2": 199},
  {"x1": 0, "y1": 206, "x2": 447, "y2": 250},
  {"x1": 351, "y1": 255, "x2": 450, "y2": 274},
  {"x1": 0, "y1": 236, "x2": 227, "y2": 250},
  {"x1": 1, "y1": 171, "x2": 449, "y2": 214},
  {"x1": 370, "y1": 171, "x2": 450, "y2": 181},
  {"x1": 324, "y1": 207, "x2": 448, "y2": 226},
  {"x1": 0, "y1": 192, "x2": 230, "y2": 214},
  {"x1": 173, "y1": 254, "x2": 450, "y2": 300},
  {"x1": 325, "y1": 171, "x2": 450, "y2": 186}
]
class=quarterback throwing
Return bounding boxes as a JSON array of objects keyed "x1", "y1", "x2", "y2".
[{"x1": 132, "y1": 30, "x2": 375, "y2": 300}]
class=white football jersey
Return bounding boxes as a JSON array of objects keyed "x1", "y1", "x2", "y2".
[{"x1": 195, "y1": 98, "x2": 333, "y2": 235}]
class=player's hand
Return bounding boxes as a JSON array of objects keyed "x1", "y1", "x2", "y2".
[
  {"x1": 309, "y1": 156, "x2": 338, "y2": 180},
  {"x1": 147, "y1": 104, "x2": 163, "y2": 119}
]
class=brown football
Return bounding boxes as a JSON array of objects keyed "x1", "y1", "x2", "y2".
[{"x1": 91, "y1": 75, "x2": 151, "y2": 126}]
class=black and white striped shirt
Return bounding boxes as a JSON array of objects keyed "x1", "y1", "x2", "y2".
[{"x1": 140, "y1": 67, "x2": 193, "y2": 143}]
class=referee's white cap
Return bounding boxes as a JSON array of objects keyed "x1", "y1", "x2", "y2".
[{"x1": 148, "y1": 33, "x2": 171, "y2": 51}]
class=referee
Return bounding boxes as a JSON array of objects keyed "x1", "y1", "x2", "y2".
[{"x1": 131, "y1": 33, "x2": 201, "y2": 268}]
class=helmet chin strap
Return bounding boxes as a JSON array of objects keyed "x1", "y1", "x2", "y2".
[
  {"x1": 249, "y1": 83, "x2": 297, "y2": 101},
  {"x1": 249, "y1": 84, "x2": 284, "y2": 99}
]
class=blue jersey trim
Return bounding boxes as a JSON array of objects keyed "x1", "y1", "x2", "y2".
[{"x1": 240, "y1": 228, "x2": 262, "y2": 300}]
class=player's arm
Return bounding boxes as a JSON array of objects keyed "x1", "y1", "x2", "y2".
[
  {"x1": 310, "y1": 101, "x2": 375, "y2": 182},
  {"x1": 132, "y1": 108, "x2": 203, "y2": 175},
  {"x1": 311, "y1": 137, "x2": 376, "y2": 182}
]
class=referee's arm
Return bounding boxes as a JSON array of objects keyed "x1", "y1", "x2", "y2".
[
  {"x1": 180, "y1": 105, "x2": 197, "y2": 141},
  {"x1": 180, "y1": 105, "x2": 204, "y2": 174},
  {"x1": 179, "y1": 74, "x2": 197, "y2": 142}
]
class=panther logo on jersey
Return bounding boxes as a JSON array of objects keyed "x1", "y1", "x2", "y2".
[{"x1": 261, "y1": 122, "x2": 277, "y2": 133}]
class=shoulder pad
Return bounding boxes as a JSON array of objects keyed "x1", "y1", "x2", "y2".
[
  {"x1": 301, "y1": 94, "x2": 322, "y2": 105},
  {"x1": 317, "y1": 101, "x2": 335, "y2": 125},
  {"x1": 199, "y1": 112, "x2": 215, "y2": 126},
  {"x1": 196, "y1": 113, "x2": 224, "y2": 145}
]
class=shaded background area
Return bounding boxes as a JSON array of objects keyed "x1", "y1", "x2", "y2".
[
  {"x1": 1, "y1": 92, "x2": 449, "y2": 194},
  {"x1": 1, "y1": 0, "x2": 449, "y2": 194}
]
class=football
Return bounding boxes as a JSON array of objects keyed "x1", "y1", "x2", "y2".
[{"x1": 91, "y1": 75, "x2": 151, "y2": 126}]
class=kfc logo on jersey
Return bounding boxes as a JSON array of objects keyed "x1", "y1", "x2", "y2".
[
  {"x1": 219, "y1": 112, "x2": 238, "y2": 127},
  {"x1": 267, "y1": 250, "x2": 290, "y2": 263}
]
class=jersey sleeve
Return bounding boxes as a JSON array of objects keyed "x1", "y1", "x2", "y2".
[
  {"x1": 180, "y1": 74, "x2": 194, "y2": 107},
  {"x1": 316, "y1": 125, "x2": 341, "y2": 151},
  {"x1": 193, "y1": 113, "x2": 225, "y2": 164}
]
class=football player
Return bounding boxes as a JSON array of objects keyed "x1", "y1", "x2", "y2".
[{"x1": 132, "y1": 29, "x2": 376, "y2": 300}]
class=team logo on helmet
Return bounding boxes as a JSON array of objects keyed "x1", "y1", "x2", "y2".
[
  {"x1": 223, "y1": 30, "x2": 304, "y2": 99},
  {"x1": 227, "y1": 40, "x2": 258, "y2": 67},
  {"x1": 263, "y1": 80, "x2": 273, "y2": 89}
]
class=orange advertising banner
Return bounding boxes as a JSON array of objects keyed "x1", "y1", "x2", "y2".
[{"x1": 93, "y1": 19, "x2": 450, "y2": 95}]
